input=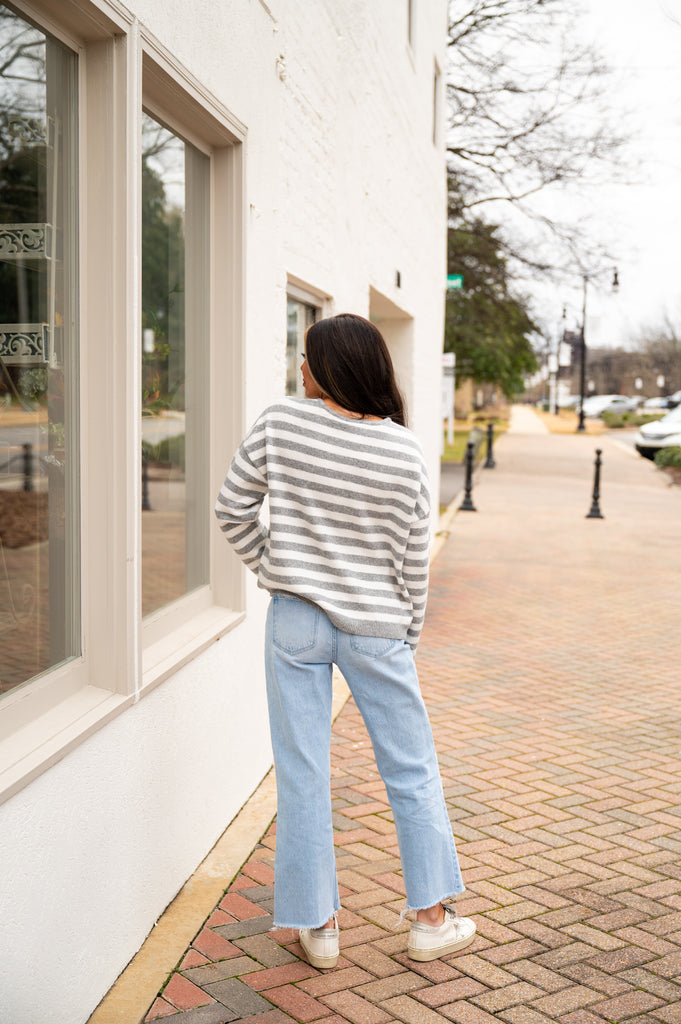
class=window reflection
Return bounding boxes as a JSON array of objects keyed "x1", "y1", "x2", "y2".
[
  {"x1": 141, "y1": 112, "x2": 209, "y2": 617},
  {"x1": 286, "y1": 297, "x2": 317, "y2": 397},
  {"x1": 0, "y1": 8, "x2": 79, "y2": 697}
]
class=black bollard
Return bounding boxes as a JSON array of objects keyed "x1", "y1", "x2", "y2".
[
  {"x1": 142, "y1": 455, "x2": 152, "y2": 511},
  {"x1": 586, "y1": 448, "x2": 604, "y2": 519},
  {"x1": 484, "y1": 421, "x2": 496, "y2": 469},
  {"x1": 22, "y1": 443, "x2": 33, "y2": 492},
  {"x1": 459, "y1": 440, "x2": 477, "y2": 511}
]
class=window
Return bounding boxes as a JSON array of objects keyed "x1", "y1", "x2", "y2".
[
  {"x1": 139, "y1": 50, "x2": 246, "y2": 662},
  {"x1": 0, "y1": 5, "x2": 79, "y2": 700},
  {"x1": 0, "y1": 4, "x2": 246, "y2": 803},
  {"x1": 141, "y1": 111, "x2": 210, "y2": 618},
  {"x1": 286, "y1": 295, "x2": 318, "y2": 397}
]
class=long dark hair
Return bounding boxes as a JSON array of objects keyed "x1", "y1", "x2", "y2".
[{"x1": 305, "y1": 314, "x2": 407, "y2": 427}]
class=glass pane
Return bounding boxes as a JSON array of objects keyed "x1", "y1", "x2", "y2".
[
  {"x1": 286, "y1": 298, "x2": 317, "y2": 397},
  {"x1": 0, "y1": 8, "x2": 79, "y2": 698},
  {"x1": 141, "y1": 112, "x2": 209, "y2": 617}
]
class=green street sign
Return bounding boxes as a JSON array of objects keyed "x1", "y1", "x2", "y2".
[{"x1": 447, "y1": 274, "x2": 463, "y2": 290}]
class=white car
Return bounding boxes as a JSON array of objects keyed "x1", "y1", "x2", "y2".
[
  {"x1": 581, "y1": 394, "x2": 635, "y2": 417},
  {"x1": 634, "y1": 405, "x2": 681, "y2": 460},
  {"x1": 642, "y1": 396, "x2": 668, "y2": 410}
]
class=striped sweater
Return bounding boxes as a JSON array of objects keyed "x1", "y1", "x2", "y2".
[{"x1": 214, "y1": 397, "x2": 431, "y2": 649}]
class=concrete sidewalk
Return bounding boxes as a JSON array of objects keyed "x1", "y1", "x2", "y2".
[{"x1": 95, "y1": 407, "x2": 681, "y2": 1024}]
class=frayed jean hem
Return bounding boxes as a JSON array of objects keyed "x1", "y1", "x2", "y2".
[
  {"x1": 271, "y1": 907, "x2": 341, "y2": 931},
  {"x1": 399, "y1": 885, "x2": 466, "y2": 923}
]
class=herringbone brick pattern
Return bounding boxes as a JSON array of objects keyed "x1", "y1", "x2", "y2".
[{"x1": 143, "y1": 424, "x2": 681, "y2": 1024}]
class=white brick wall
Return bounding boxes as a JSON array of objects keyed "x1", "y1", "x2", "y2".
[{"x1": 135, "y1": 0, "x2": 447, "y2": 453}]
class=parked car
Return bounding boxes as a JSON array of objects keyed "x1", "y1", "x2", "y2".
[
  {"x1": 634, "y1": 405, "x2": 681, "y2": 459},
  {"x1": 666, "y1": 390, "x2": 681, "y2": 409},
  {"x1": 581, "y1": 394, "x2": 638, "y2": 417},
  {"x1": 603, "y1": 395, "x2": 642, "y2": 414},
  {"x1": 642, "y1": 396, "x2": 669, "y2": 410}
]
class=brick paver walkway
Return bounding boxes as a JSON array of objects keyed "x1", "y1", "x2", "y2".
[{"x1": 143, "y1": 411, "x2": 681, "y2": 1024}]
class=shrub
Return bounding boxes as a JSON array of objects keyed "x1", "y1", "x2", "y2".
[
  {"x1": 156, "y1": 433, "x2": 185, "y2": 470},
  {"x1": 601, "y1": 411, "x2": 667, "y2": 429},
  {"x1": 654, "y1": 446, "x2": 681, "y2": 469},
  {"x1": 142, "y1": 433, "x2": 185, "y2": 471},
  {"x1": 635, "y1": 413, "x2": 671, "y2": 425}
]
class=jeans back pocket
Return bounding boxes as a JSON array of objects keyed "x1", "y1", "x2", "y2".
[
  {"x1": 349, "y1": 635, "x2": 401, "y2": 658},
  {"x1": 272, "y1": 595, "x2": 320, "y2": 654}
]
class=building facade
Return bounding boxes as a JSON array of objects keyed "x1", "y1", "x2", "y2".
[{"x1": 0, "y1": 1, "x2": 448, "y2": 1020}]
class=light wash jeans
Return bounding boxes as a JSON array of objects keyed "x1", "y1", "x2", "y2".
[{"x1": 265, "y1": 594, "x2": 464, "y2": 929}]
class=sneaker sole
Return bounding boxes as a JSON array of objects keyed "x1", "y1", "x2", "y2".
[
  {"x1": 300, "y1": 947, "x2": 338, "y2": 969},
  {"x1": 407, "y1": 930, "x2": 475, "y2": 962},
  {"x1": 299, "y1": 937, "x2": 338, "y2": 970}
]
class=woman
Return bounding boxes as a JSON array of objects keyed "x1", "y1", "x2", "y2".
[{"x1": 215, "y1": 313, "x2": 475, "y2": 967}]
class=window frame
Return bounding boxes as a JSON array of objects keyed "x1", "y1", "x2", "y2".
[
  {"x1": 0, "y1": 1, "x2": 248, "y2": 804},
  {"x1": 0, "y1": 0, "x2": 121, "y2": 805}
]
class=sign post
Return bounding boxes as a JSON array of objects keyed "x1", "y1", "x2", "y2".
[
  {"x1": 443, "y1": 276, "x2": 462, "y2": 450},
  {"x1": 548, "y1": 352, "x2": 558, "y2": 416},
  {"x1": 442, "y1": 352, "x2": 456, "y2": 449}
]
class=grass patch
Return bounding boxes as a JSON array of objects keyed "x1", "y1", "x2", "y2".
[
  {"x1": 441, "y1": 418, "x2": 507, "y2": 463},
  {"x1": 442, "y1": 429, "x2": 476, "y2": 462}
]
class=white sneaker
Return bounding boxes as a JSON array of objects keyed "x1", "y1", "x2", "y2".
[
  {"x1": 299, "y1": 918, "x2": 339, "y2": 969},
  {"x1": 408, "y1": 905, "x2": 476, "y2": 962}
]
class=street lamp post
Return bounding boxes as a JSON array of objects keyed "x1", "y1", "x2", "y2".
[
  {"x1": 576, "y1": 267, "x2": 619, "y2": 433},
  {"x1": 577, "y1": 274, "x2": 588, "y2": 432}
]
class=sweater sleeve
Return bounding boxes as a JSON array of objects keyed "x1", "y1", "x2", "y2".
[
  {"x1": 402, "y1": 471, "x2": 431, "y2": 651},
  {"x1": 214, "y1": 416, "x2": 269, "y2": 574}
]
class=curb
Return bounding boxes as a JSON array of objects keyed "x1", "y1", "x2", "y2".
[{"x1": 432, "y1": 481, "x2": 465, "y2": 561}]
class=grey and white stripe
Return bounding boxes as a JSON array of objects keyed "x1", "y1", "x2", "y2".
[{"x1": 215, "y1": 398, "x2": 431, "y2": 648}]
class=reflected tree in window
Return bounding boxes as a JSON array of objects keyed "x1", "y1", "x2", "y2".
[
  {"x1": 141, "y1": 119, "x2": 185, "y2": 416},
  {"x1": 140, "y1": 112, "x2": 208, "y2": 617}
]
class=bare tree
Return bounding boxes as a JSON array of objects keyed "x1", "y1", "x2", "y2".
[
  {"x1": 446, "y1": 0, "x2": 630, "y2": 277},
  {"x1": 628, "y1": 316, "x2": 681, "y2": 393},
  {"x1": 0, "y1": 7, "x2": 45, "y2": 161}
]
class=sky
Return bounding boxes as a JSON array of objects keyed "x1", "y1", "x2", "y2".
[{"x1": 503, "y1": 0, "x2": 681, "y2": 351}]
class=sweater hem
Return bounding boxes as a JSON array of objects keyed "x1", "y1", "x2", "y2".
[{"x1": 265, "y1": 587, "x2": 412, "y2": 642}]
